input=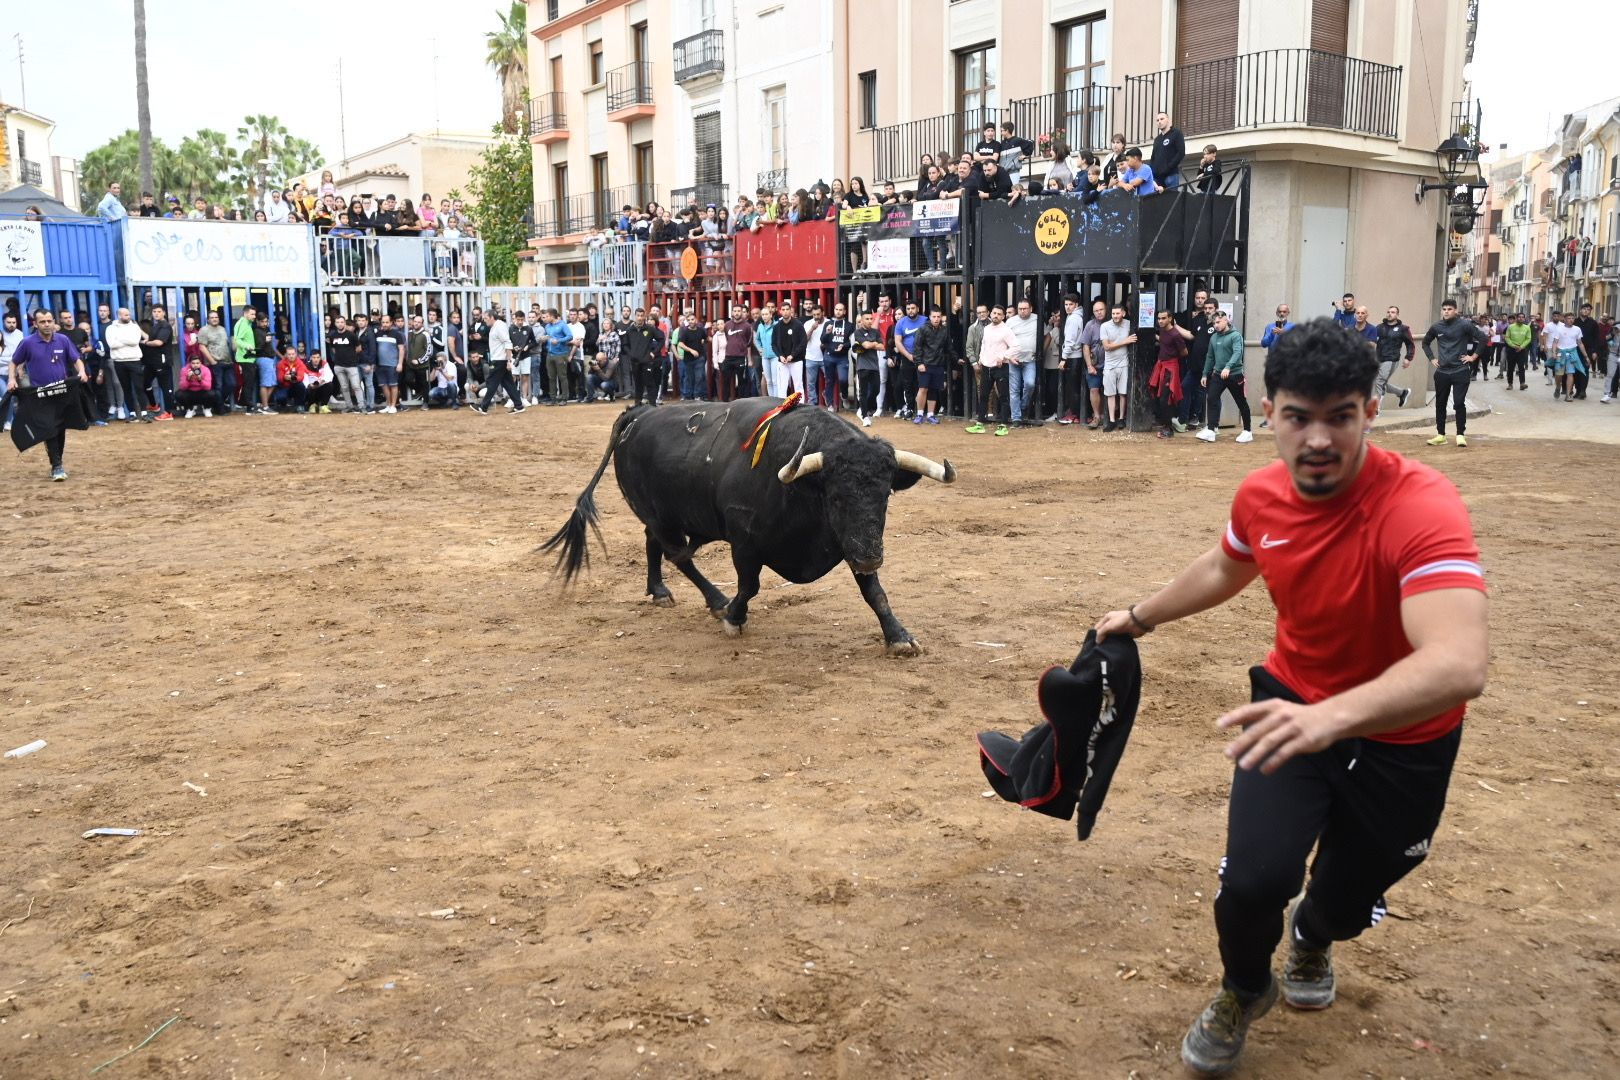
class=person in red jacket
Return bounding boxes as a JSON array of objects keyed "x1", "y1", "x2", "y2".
[
  {"x1": 274, "y1": 346, "x2": 310, "y2": 412},
  {"x1": 175, "y1": 354, "x2": 218, "y2": 418}
]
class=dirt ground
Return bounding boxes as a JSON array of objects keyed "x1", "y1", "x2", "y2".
[{"x1": 2, "y1": 407, "x2": 1616, "y2": 1079}]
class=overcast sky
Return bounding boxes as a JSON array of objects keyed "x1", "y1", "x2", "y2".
[
  {"x1": 1470, "y1": 0, "x2": 1617, "y2": 161},
  {"x1": 1, "y1": 1, "x2": 1610, "y2": 167},
  {"x1": 2, "y1": 1, "x2": 501, "y2": 163}
]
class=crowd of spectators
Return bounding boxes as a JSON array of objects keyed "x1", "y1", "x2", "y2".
[{"x1": 92, "y1": 173, "x2": 481, "y2": 243}]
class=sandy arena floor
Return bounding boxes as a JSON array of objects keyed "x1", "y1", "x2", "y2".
[{"x1": 2, "y1": 406, "x2": 1616, "y2": 1078}]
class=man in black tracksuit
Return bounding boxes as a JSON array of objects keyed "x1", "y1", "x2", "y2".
[
  {"x1": 1575, "y1": 303, "x2": 1605, "y2": 391},
  {"x1": 1371, "y1": 307, "x2": 1415, "y2": 409},
  {"x1": 912, "y1": 307, "x2": 952, "y2": 422},
  {"x1": 1420, "y1": 300, "x2": 1488, "y2": 447},
  {"x1": 771, "y1": 312, "x2": 808, "y2": 399},
  {"x1": 621, "y1": 312, "x2": 665, "y2": 407}
]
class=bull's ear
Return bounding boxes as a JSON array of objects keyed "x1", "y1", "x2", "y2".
[{"x1": 891, "y1": 469, "x2": 925, "y2": 492}]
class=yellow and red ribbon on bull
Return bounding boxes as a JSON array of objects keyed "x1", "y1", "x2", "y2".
[{"x1": 740, "y1": 392, "x2": 801, "y2": 468}]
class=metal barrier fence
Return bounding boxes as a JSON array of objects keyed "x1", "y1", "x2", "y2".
[
  {"x1": 588, "y1": 240, "x2": 647, "y2": 288},
  {"x1": 482, "y1": 286, "x2": 644, "y2": 322},
  {"x1": 317, "y1": 233, "x2": 483, "y2": 288}
]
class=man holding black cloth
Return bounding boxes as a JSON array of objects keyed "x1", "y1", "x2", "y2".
[{"x1": 7, "y1": 310, "x2": 91, "y2": 481}]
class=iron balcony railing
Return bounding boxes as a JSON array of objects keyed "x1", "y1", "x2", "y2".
[
  {"x1": 1595, "y1": 242, "x2": 1620, "y2": 280},
  {"x1": 672, "y1": 183, "x2": 730, "y2": 209},
  {"x1": 1008, "y1": 85, "x2": 1121, "y2": 164},
  {"x1": 528, "y1": 93, "x2": 566, "y2": 136},
  {"x1": 19, "y1": 159, "x2": 43, "y2": 186},
  {"x1": 673, "y1": 29, "x2": 724, "y2": 84},
  {"x1": 317, "y1": 233, "x2": 483, "y2": 286},
  {"x1": 536, "y1": 185, "x2": 660, "y2": 239},
  {"x1": 1121, "y1": 49, "x2": 1403, "y2": 145},
  {"x1": 871, "y1": 106, "x2": 1008, "y2": 185},
  {"x1": 607, "y1": 62, "x2": 654, "y2": 112},
  {"x1": 756, "y1": 168, "x2": 789, "y2": 195}
]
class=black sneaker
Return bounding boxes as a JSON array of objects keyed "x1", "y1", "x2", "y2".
[
  {"x1": 1281, "y1": 900, "x2": 1336, "y2": 1010},
  {"x1": 1181, "y1": 978, "x2": 1278, "y2": 1075},
  {"x1": 1396, "y1": 386, "x2": 1411, "y2": 408}
]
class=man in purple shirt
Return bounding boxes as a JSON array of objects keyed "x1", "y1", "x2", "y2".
[{"x1": 6, "y1": 310, "x2": 89, "y2": 481}]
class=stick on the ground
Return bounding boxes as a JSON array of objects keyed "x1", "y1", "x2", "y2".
[{"x1": 90, "y1": 1014, "x2": 182, "y2": 1074}]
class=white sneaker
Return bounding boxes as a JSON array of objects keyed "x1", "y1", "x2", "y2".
[
  {"x1": 1043, "y1": 414, "x2": 1059, "y2": 423},
  {"x1": 202, "y1": 408, "x2": 213, "y2": 418},
  {"x1": 504, "y1": 399, "x2": 515, "y2": 409},
  {"x1": 1602, "y1": 395, "x2": 1613, "y2": 404},
  {"x1": 185, "y1": 407, "x2": 197, "y2": 419},
  {"x1": 861, "y1": 414, "x2": 872, "y2": 428},
  {"x1": 1196, "y1": 428, "x2": 1218, "y2": 442},
  {"x1": 384, "y1": 405, "x2": 397, "y2": 414},
  {"x1": 1235, "y1": 429, "x2": 1254, "y2": 443}
]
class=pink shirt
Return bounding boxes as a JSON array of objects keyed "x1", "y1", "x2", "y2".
[{"x1": 978, "y1": 322, "x2": 1019, "y2": 368}]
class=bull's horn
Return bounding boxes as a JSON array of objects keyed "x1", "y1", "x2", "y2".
[
  {"x1": 894, "y1": 450, "x2": 957, "y2": 484},
  {"x1": 777, "y1": 431, "x2": 825, "y2": 483}
]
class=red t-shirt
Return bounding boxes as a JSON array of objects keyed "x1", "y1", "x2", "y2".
[{"x1": 1219, "y1": 444, "x2": 1485, "y2": 744}]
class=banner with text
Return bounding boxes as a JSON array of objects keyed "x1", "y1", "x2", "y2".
[
  {"x1": 123, "y1": 219, "x2": 315, "y2": 287},
  {"x1": 0, "y1": 220, "x2": 48, "y2": 277},
  {"x1": 838, "y1": 200, "x2": 960, "y2": 241}
]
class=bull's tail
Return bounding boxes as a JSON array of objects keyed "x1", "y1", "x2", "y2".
[{"x1": 539, "y1": 411, "x2": 631, "y2": 581}]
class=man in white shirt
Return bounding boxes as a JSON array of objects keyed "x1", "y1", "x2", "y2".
[
  {"x1": 266, "y1": 189, "x2": 290, "y2": 224},
  {"x1": 1004, "y1": 298, "x2": 1041, "y2": 426},
  {"x1": 803, "y1": 305, "x2": 828, "y2": 407},
  {"x1": 105, "y1": 307, "x2": 150, "y2": 422},
  {"x1": 1098, "y1": 304, "x2": 1139, "y2": 431}
]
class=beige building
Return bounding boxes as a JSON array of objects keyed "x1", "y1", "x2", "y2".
[
  {"x1": 844, "y1": 0, "x2": 1476, "y2": 338},
  {"x1": 1, "y1": 102, "x2": 80, "y2": 210},
  {"x1": 297, "y1": 131, "x2": 498, "y2": 211}
]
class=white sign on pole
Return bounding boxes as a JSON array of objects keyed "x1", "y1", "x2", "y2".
[
  {"x1": 866, "y1": 238, "x2": 911, "y2": 273},
  {"x1": 0, "y1": 220, "x2": 48, "y2": 277},
  {"x1": 123, "y1": 219, "x2": 314, "y2": 286},
  {"x1": 1138, "y1": 293, "x2": 1156, "y2": 328}
]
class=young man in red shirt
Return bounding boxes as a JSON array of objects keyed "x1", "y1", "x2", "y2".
[{"x1": 1096, "y1": 318, "x2": 1488, "y2": 1075}]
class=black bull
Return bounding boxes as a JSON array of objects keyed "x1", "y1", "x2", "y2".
[{"x1": 542, "y1": 399, "x2": 957, "y2": 655}]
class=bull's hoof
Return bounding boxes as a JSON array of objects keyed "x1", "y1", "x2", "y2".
[
  {"x1": 649, "y1": 593, "x2": 675, "y2": 607},
  {"x1": 885, "y1": 638, "x2": 921, "y2": 657},
  {"x1": 721, "y1": 619, "x2": 744, "y2": 637},
  {"x1": 707, "y1": 603, "x2": 730, "y2": 620}
]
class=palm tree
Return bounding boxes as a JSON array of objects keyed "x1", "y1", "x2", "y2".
[
  {"x1": 134, "y1": 0, "x2": 153, "y2": 194},
  {"x1": 175, "y1": 130, "x2": 232, "y2": 204},
  {"x1": 485, "y1": 2, "x2": 530, "y2": 134},
  {"x1": 237, "y1": 114, "x2": 290, "y2": 211}
]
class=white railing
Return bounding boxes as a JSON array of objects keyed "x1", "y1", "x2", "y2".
[
  {"x1": 317, "y1": 233, "x2": 483, "y2": 288},
  {"x1": 588, "y1": 240, "x2": 646, "y2": 287}
]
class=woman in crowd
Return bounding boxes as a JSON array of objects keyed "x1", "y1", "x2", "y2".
[
  {"x1": 1048, "y1": 142, "x2": 1075, "y2": 190},
  {"x1": 253, "y1": 209, "x2": 268, "y2": 223},
  {"x1": 395, "y1": 199, "x2": 422, "y2": 237},
  {"x1": 347, "y1": 197, "x2": 371, "y2": 232},
  {"x1": 419, "y1": 194, "x2": 437, "y2": 230},
  {"x1": 825, "y1": 179, "x2": 847, "y2": 218},
  {"x1": 716, "y1": 205, "x2": 731, "y2": 234},
  {"x1": 844, "y1": 177, "x2": 870, "y2": 208},
  {"x1": 790, "y1": 190, "x2": 815, "y2": 225},
  {"x1": 1102, "y1": 133, "x2": 1127, "y2": 187},
  {"x1": 915, "y1": 154, "x2": 935, "y2": 194}
]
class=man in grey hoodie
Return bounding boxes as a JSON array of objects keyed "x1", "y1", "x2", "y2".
[{"x1": 1420, "y1": 300, "x2": 1488, "y2": 448}]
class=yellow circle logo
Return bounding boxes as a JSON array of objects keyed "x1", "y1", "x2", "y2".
[{"x1": 1035, "y1": 207, "x2": 1070, "y2": 256}]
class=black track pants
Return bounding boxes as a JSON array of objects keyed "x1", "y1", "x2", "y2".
[{"x1": 1213, "y1": 666, "x2": 1461, "y2": 997}]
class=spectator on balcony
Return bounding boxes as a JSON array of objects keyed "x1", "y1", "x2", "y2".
[
  {"x1": 135, "y1": 191, "x2": 160, "y2": 217},
  {"x1": 790, "y1": 190, "x2": 817, "y2": 224},
  {"x1": 1114, "y1": 149, "x2": 1159, "y2": 195},
  {"x1": 915, "y1": 154, "x2": 936, "y2": 193},
  {"x1": 210, "y1": 204, "x2": 229, "y2": 221},
  {"x1": 1197, "y1": 144, "x2": 1223, "y2": 193},
  {"x1": 998, "y1": 120, "x2": 1036, "y2": 189},
  {"x1": 1150, "y1": 112, "x2": 1186, "y2": 190},
  {"x1": 419, "y1": 193, "x2": 437, "y2": 231},
  {"x1": 844, "y1": 178, "x2": 871, "y2": 209},
  {"x1": 1047, "y1": 142, "x2": 1075, "y2": 190},
  {"x1": 265, "y1": 188, "x2": 290, "y2": 224},
  {"x1": 96, "y1": 182, "x2": 128, "y2": 221},
  {"x1": 964, "y1": 158, "x2": 1022, "y2": 205},
  {"x1": 824, "y1": 180, "x2": 847, "y2": 218},
  {"x1": 973, "y1": 123, "x2": 1001, "y2": 175},
  {"x1": 1101, "y1": 135, "x2": 1127, "y2": 187}
]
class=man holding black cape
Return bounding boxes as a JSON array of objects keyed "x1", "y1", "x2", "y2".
[{"x1": 7, "y1": 310, "x2": 92, "y2": 481}]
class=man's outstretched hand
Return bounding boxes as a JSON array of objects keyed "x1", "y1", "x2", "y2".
[{"x1": 1216, "y1": 699, "x2": 1339, "y2": 774}]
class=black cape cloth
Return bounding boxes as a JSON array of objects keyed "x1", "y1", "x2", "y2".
[
  {"x1": 9, "y1": 380, "x2": 94, "y2": 453},
  {"x1": 977, "y1": 630, "x2": 1142, "y2": 840}
]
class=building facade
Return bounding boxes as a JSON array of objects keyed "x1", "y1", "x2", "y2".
[
  {"x1": 295, "y1": 131, "x2": 498, "y2": 212},
  {"x1": 1, "y1": 102, "x2": 80, "y2": 210},
  {"x1": 524, "y1": 0, "x2": 837, "y2": 285}
]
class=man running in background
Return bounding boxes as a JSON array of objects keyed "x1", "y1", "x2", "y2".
[
  {"x1": 1371, "y1": 305, "x2": 1414, "y2": 411},
  {"x1": 1094, "y1": 318, "x2": 1487, "y2": 1076},
  {"x1": 1421, "y1": 300, "x2": 1487, "y2": 447}
]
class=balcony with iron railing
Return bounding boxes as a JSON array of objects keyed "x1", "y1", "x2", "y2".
[
  {"x1": 589, "y1": 240, "x2": 647, "y2": 287},
  {"x1": 528, "y1": 93, "x2": 567, "y2": 145},
  {"x1": 18, "y1": 158, "x2": 43, "y2": 186},
  {"x1": 534, "y1": 184, "x2": 659, "y2": 240},
  {"x1": 1595, "y1": 242, "x2": 1620, "y2": 280},
  {"x1": 674, "y1": 29, "x2": 724, "y2": 85},
  {"x1": 756, "y1": 168, "x2": 788, "y2": 195},
  {"x1": 671, "y1": 183, "x2": 730, "y2": 209},
  {"x1": 607, "y1": 62, "x2": 655, "y2": 120},
  {"x1": 871, "y1": 50, "x2": 1403, "y2": 185}
]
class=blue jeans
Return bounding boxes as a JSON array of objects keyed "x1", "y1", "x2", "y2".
[
  {"x1": 680, "y1": 358, "x2": 705, "y2": 400},
  {"x1": 211, "y1": 363, "x2": 238, "y2": 412},
  {"x1": 1161, "y1": 173, "x2": 1181, "y2": 190},
  {"x1": 805, "y1": 359, "x2": 829, "y2": 405},
  {"x1": 1008, "y1": 360, "x2": 1037, "y2": 422},
  {"x1": 1178, "y1": 364, "x2": 1206, "y2": 426}
]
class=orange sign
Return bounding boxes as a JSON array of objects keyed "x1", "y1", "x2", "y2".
[{"x1": 680, "y1": 246, "x2": 700, "y2": 280}]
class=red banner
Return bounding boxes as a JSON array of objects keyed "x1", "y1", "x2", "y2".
[{"x1": 734, "y1": 220, "x2": 838, "y2": 286}]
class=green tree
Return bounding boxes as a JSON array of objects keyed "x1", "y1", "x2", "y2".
[
  {"x1": 467, "y1": 127, "x2": 534, "y2": 285},
  {"x1": 175, "y1": 129, "x2": 237, "y2": 204},
  {"x1": 79, "y1": 118, "x2": 323, "y2": 213},
  {"x1": 485, "y1": 2, "x2": 530, "y2": 135}
]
